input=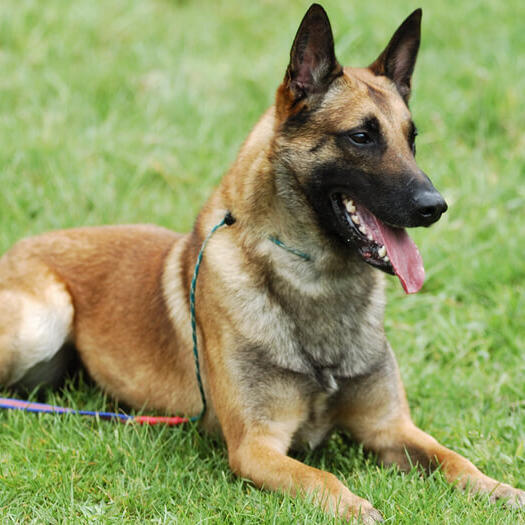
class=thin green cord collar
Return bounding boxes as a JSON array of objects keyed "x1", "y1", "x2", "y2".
[
  {"x1": 189, "y1": 212, "x2": 312, "y2": 423},
  {"x1": 189, "y1": 211, "x2": 235, "y2": 422},
  {"x1": 268, "y1": 236, "x2": 312, "y2": 261}
]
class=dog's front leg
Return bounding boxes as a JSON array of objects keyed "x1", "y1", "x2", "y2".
[
  {"x1": 366, "y1": 419, "x2": 524, "y2": 507},
  {"x1": 207, "y1": 347, "x2": 383, "y2": 522},
  {"x1": 227, "y1": 426, "x2": 383, "y2": 523},
  {"x1": 337, "y1": 351, "x2": 525, "y2": 508}
]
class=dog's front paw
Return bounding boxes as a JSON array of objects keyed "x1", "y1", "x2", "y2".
[
  {"x1": 357, "y1": 506, "x2": 384, "y2": 524},
  {"x1": 467, "y1": 474, "x2": 525, "y2": 509},
  {"x1": 488, "y1": 483, "x2": 525, "y2": 508},
  {"x1": 338, "y1": 494, "x2": 383, "y2": 523}
]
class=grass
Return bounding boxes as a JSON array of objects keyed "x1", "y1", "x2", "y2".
[{"x1": 0, "y1": 0, "x2": 523, "y2": 523}]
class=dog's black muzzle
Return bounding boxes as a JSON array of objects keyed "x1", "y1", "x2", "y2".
[{"x1": 305, "y1": 163, "x2": 448, "y2": 232}]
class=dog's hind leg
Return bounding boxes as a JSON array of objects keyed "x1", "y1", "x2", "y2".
[{"x1": 0, "y1": 260, "x2": 74, "y2": 391}]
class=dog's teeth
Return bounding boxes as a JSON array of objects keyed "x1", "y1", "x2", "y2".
[
  {"x1": 383, "y1": 255, "x2": 390, "y2": 263},
  {"x1": 378, "y1": 246, "x2": 386, "y2": 258},
  {"x1": 359, "y1": 225, "x2": 367, "y2": 235},
  {"x1": 345, "y1": 200, "x2": 356, "y2": 213},
  {"x1": 367, "y1": 234, "x2": 373, "y2": 241},
  {"x1": 351, "y1": 214, "x2": 360, "y2": 225}
]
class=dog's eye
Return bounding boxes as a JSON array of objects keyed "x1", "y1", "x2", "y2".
[
  {"x1": 348, "y1": 132, "x2": 373, "y2": 145},
  {"x1": 410, "y1": 128, "x2": 418, "y2": 156}
]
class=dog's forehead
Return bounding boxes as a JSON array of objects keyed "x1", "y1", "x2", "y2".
[{"x1": 321, "y1": 67, "x2": 412, "y2": 132}]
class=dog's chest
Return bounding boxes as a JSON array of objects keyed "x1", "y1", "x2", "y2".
[
  {"x1": 228, "y1": 258, "x2": 388, "y2": 441},
  {"x1": 237, "y1": 265, "x2": 387, "y2": 379}
]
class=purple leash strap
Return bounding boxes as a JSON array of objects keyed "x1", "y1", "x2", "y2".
[{"x1": 0, "y1": 397, "x2": 189, "y2": 425}]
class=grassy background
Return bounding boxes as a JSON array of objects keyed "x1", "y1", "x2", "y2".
[{"x1": 0, "y1": 0, "x2": 523, "y2": 523}]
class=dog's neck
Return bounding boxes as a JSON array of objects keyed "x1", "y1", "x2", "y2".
[{"x1": 218, "y1": 106, "x2": 280, "y2": 227}]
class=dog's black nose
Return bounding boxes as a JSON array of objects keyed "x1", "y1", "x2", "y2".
[{"x1": 413, "y1": 190, "x2": 448, "y2": 225}]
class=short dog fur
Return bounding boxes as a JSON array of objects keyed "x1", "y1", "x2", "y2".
[{"x1": 0, "y1": 4, "x2": 523, "y2": 522}]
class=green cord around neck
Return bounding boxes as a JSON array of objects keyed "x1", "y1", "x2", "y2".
[
  {"x1": 189, "y1": 211, "x2": 235, "y2": 422},
  {"x1": 268, "y1": 235, "x2": 312, "y2": 261},
  {"x1": 189, "y1": 212, "x2": 312, "y2": 422}
]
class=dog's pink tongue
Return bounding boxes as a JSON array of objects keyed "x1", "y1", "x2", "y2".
[
  {"x1": 379, "y1": 222, "x2": 424, "y2": 293},
  {"x1": 359, "y1": 208, "x2": 425, "y2": 294}
]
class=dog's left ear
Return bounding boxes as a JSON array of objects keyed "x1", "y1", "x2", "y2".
[
  {"x1": 284, "y1": 4, "x2": 342, "y2": 102},
  {"x1": 369, "y1": 9, "x2": 422, "y2": 103}
]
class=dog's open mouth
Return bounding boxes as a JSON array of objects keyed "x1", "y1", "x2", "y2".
[{"x1": 331, "y1": 194, "x2": 425, "y2": 294}]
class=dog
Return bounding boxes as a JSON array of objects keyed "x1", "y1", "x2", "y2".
[{"x1": 0, "y1": 4, "x2": 523, "y2": 522}]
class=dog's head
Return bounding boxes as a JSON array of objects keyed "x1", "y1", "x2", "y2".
[{"x1": 273, "y1": 4, "x2": 447, "y2": 293}]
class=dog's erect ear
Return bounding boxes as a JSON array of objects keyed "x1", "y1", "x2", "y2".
[
  {"x1": 369, "y1": 9, "x2": 422, "y2": 102},
  {"x1": 285, "y1": 4, "x2": 342, "y2": 100}
]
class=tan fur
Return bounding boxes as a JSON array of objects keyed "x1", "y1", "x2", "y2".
[{"x1": 0, "y1": 6, "x2": 522, "y2": 522}]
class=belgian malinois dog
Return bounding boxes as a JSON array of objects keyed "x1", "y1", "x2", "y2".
[{"x1": 0, "y1": 4, "x2": 523, "y2": 522}]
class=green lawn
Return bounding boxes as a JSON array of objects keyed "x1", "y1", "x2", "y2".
[{"x1": 0, "y1": 1, "x2": 523, "y2": 523}]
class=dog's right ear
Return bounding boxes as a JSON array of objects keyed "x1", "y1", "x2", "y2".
[
  {"x1": 277, "y1": 4, "x2": 342, "y2": 118},
  {"x1": 369, "y1": 9, "x2": 422, "y2": 103}
]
